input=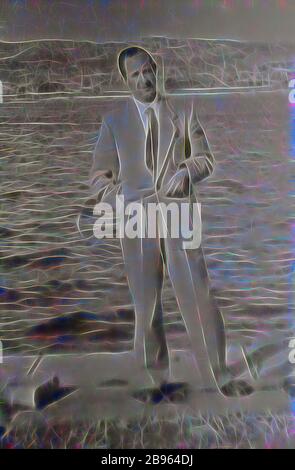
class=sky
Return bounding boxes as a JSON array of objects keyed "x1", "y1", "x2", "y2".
[{"x1": 0, "y1": 0, "x2": 294, "y2": 44}]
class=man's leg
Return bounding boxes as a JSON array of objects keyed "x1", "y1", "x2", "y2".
[
  {"x1": 120, "y1": 234, "x2": 169, "y2": 384},
  {"x1": 163, "y1": 233, "x2": 227, "y2": 389}
]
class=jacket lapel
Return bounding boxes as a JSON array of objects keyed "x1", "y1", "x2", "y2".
[
  {"x1": 126, "y1": 98, "x2": 153, "y2": 176},
  {"x1": 126, "y1": 97, "x2": 146, "y2": 141},
  {"x1": 156, "y1": 96, "x2": 181, "y2": 189},
  {"x1": 125, "y1": 96, "x2": 182, "y2": 187}
]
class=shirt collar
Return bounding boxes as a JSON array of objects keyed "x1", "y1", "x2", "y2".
[{"x1": 133, "y1": 96, "x2": 160, "y2": 124}]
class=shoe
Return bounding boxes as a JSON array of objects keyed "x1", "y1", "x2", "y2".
[
  {"x1": 220, "y1": 379, "x2": 254, "y2": 397},
  {"x1": 132, "y1": 382, "x2": 189, "y2": 404},
  {"x1": 158, "y1": 382, "x2": 189, "y2": 403}
]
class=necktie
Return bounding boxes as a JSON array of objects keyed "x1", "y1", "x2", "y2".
[{"x1": 145, "y1": 107, "x2": 159, "y2": 183}]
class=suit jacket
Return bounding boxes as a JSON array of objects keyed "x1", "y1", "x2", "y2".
[{"x1": 89, "y1": 94, "x2": 216, "y2": 241}]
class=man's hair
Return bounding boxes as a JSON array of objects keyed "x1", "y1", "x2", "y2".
[{"x1": 117, "y1": 46, "x2": 156, "y2": 80}]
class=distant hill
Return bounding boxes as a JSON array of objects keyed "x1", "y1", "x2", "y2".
[{"x1": 0, "y1": 37, "x2": 293, "y2": 99}]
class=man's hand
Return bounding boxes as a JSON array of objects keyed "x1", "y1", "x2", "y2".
[{"x1": 164, "y1": 167, "x2": 190, "y2": 198}]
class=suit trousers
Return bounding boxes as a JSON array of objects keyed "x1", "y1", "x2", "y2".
[{"x1": 119, "y1": 194, "x2": 226, "y2": 388}]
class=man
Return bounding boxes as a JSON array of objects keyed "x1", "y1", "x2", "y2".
[{"x1": 89, "y1": 46, "x2": 253, "y2": 399}]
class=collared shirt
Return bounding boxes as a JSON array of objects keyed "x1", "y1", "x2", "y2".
[{"x1": 133, "y1": 97, "x2": 160, "y2": 135}]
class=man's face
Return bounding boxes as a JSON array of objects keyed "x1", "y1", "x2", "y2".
[{"x1": 124, "y1": 51, "x2": 157, "y2": 103}]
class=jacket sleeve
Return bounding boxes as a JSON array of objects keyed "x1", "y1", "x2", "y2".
[
  {"x1": 178, "y1": 101, "x2": 216, "y2": 184},
  {"x1": 88, "y1": 117, "x2": 120, "y2": 203}
]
